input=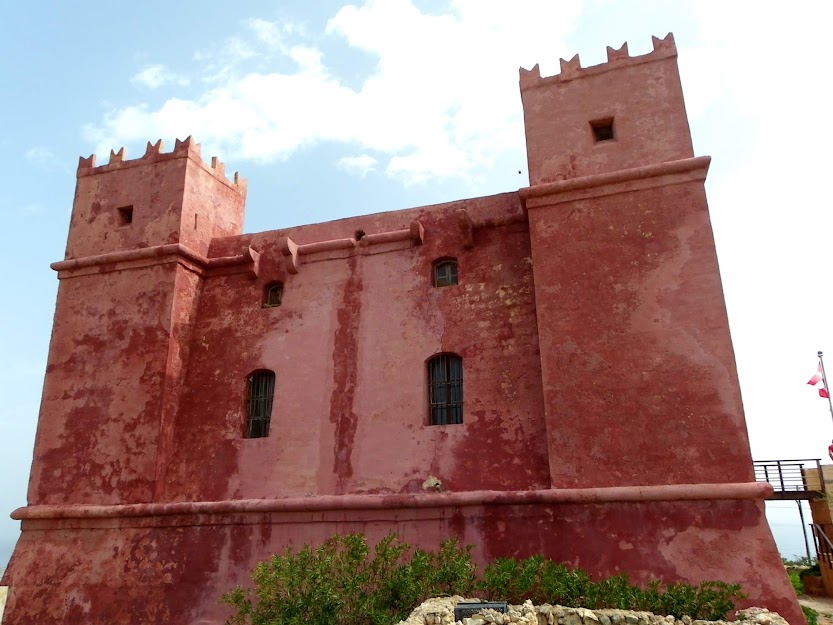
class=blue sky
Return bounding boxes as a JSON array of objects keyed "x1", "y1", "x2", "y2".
[{"x1": 2, "y1": 0, "x2": 832, "y2": 569}]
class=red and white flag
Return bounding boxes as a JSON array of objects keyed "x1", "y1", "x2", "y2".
[{"x1": 808, "y1": 362, "x2": 830, "y2": 399}]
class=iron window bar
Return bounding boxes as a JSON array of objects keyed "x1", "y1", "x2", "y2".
[
  {"x1": 263, "y1": 282, "x2": 283, "y2": 308},
  {"x1": 433, "y1": 260, "x2": 458, "y2": 287},
  {"x1": 246, "y1": 370, "x2": 275, "y2": 438},
  {"x1": 428, "y1": 354, "x2": 463, "y2": 425}
]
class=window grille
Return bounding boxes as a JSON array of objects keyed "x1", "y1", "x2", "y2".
[
  {"x1": 428, "y1": 354, "x2": 463, "y2": 425},
  {"x1": 263, "y1": 282, "x2": 283, "y2": 308},
  {"x1": 433, "y1": 259, "x2": 458, "y2": 287},
  {"x1": 246, "y1": 370, "x2": 275, "y2": 438}
]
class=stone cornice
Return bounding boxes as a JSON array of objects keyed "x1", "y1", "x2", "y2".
[
  {"x1": 12, "y1": 481, "x2": 770, "y2": 524},
  {"x1": 50, "y1": 243, "x2": 260, "y2": 279},
  {"x1": 520, "y1": 156, "x2": 711, "y2": 209},
  {"x1": 279, "y1": 220, "x2": 425, "y2": 274}
]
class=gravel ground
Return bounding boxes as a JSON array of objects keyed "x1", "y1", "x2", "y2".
[{"x1": 798, "y1": 596, "x2": 833, "y2": 625}]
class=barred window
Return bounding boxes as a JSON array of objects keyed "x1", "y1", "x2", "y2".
[
  {"x1": 246, "y1": 370, "x2": 275, "y2": 438},
  {"x1": 428, "y1": 354, "x2": 463, "y2": 425},
  {"x1": 263, "y1": 282, "x2": 283, "y2": 308},
  {"x1": 433, "y1": 259, "x2": 458, "y2": 287}
]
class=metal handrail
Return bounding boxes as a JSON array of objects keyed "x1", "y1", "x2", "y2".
[
  {"x1": 814, "y1": 525, "x2": 833, "y2": 550},
  {"x1": 753, "y1": 459, "x2": 825, "y2": 494},
  {"x1": 757, "y1": 458, "x2": 827, "y2": 463}
]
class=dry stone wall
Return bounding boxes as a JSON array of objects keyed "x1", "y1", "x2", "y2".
[{"x1": 397, "y1": 597, "x2": 791, "y2": 625}]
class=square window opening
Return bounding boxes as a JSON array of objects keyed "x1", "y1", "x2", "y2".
[
  {"x1": 263, "y1": 283, "x2": 283, "y2": 308},
  {"x1": 590, "y1": 118, "x2": 615, "y2": 142},
  {"x1": 433, "y1": 260, "x2": 458, "y2": 287},
  {"x1": 117, "y1": 205, "x2": 134, "y2": 226}
]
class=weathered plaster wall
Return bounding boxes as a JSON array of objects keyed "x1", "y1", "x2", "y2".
[
  {"x1": 28, "y1": 264, "x2": 180, "y2": 505},
  {"x1": 160, "y1": 192, "x2": 551, "y2": 502},
  {"x1": 526, "y1": 178, "x2": 752, "y2": 489},
  {"x1": 0, "y1": 499, "x2": 798, "y2": 625}
]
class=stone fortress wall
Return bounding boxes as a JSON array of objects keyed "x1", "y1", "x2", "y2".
[{"x1": 0, "y1": 34, "x2": 803, "y2": 625}]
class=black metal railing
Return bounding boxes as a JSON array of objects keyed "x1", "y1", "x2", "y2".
[{"x1": 753, "y1": 459, "x2": 825, "y2": 499}]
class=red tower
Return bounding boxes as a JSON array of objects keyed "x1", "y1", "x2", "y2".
[
  {"x1": 520, "y1": 33, "x2": 754, "y2": 490},
  {"x1": 1, "y1": 35, "x2": 801, "y2": 625},
  {"x1": 28, "y1": 138, "x2": 248, "y2": 509}
]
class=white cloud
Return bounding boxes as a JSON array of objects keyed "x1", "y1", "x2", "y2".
[
  {"x1": 85, "y1": 0, "x2": 582, "y2": 184},
  {"x1": 247, "y1": 17, "x2": 286, "y2": 49},
  {"x1": 131, "y1": 64, "x2": 190, "y2": 89},
  {"x1": 679, "y1": 1, "x2": 833, "y2": 125},
  {"x1": 23, "y1": 146, "x2": 56, "y2": 170},
  {"x1": 670, "y1": 0, "x2": 833, "y2": 461},
  {"x1": 247, "y1": 17, "x2": 305, "y2": 51},
  {"x1": 337, "y1": 154, "x2": 378, "y2": 177},
  {"x1": 17, "y1": 203, "x2": 43, "y2": 215}
]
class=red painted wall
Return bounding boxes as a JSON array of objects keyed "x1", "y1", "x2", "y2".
[
  {"x1": 527, "y1": 179, "x2": 752, "y2": 489},
  {"x1": 2, "y1": 499, "x2": 795, "y2": 625},
  {"x1": 158, "y1": 193, "x2": 551, "y2": 503},
  {"x1": 2, "y1": 34, "x2": 802, "y2": 625}
]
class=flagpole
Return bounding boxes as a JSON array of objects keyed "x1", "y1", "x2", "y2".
[{"x1": 819, "y1": 351, "x2": 833, "y2": 425}]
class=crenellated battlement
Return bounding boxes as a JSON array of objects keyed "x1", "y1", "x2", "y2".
[
  {"x1": 77, "y1": 136, "x2": 246, "y2": 194},
  {"x1": 519, "y1": 32, "x2": 692, "y2": 185},
  {"x1": 520, "y1": 33, "x2": 676, "y2": 89}
]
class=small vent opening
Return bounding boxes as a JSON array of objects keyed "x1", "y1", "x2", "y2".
[
  {"x1": 590, "y1": 118, "x2": 615, "y2": 142},
  {"x1": 117, "y1": 205, "x2": 134, "y2": 226}
]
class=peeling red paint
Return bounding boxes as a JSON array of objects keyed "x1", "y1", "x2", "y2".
[
  {"x1": 1, "y1": 500, "x2": 797, "y2": 625},
  {"x1": 329, "y1": 255, "x2": 363, "y2": 493}
]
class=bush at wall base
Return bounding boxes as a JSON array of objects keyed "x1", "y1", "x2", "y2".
[{"x1": 221, "y1": 533, "x2": 745, "y2": 625}]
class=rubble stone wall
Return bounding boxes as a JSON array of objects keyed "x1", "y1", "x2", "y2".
[{"x1": 399, "y1": 597, "x2": 790, "y2": 625}]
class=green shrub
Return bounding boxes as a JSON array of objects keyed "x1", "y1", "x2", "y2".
[
  {"x1": 222, "y1": 533, "x2": 475, "y2": 625},
  {"x1": 789, "y1": 570, "x2": 804, "y2": 594},
  {"x1": 224, "y1": 534, "x2": 745, "y2": 625},
  {"x1": 477, "y1": 556, "x2": 743, "y2": 620},
  {"x1": 657, "y1": 581, "x2": 745, "y2": 621},
  {"x1": 800, "y1": 563, "x2": 822, "y2": 579},
  {"x1": 803, "y1": 605, "x2": 819, "y2": 625}
]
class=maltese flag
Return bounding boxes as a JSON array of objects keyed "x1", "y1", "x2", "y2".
[{"x1": 808, "y1": 363, "x2": 830, "y2": 399}]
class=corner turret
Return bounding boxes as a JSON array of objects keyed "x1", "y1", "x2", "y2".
[
  {"x1": 28, "y1": 137, "x2": 249, "y2": 509},
  {"x1": 519, "y1": 33, "x2": 693, "y2": 185},
  {"x1": 67, "y1": 137, "x2": 247, "y2": 259}
]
